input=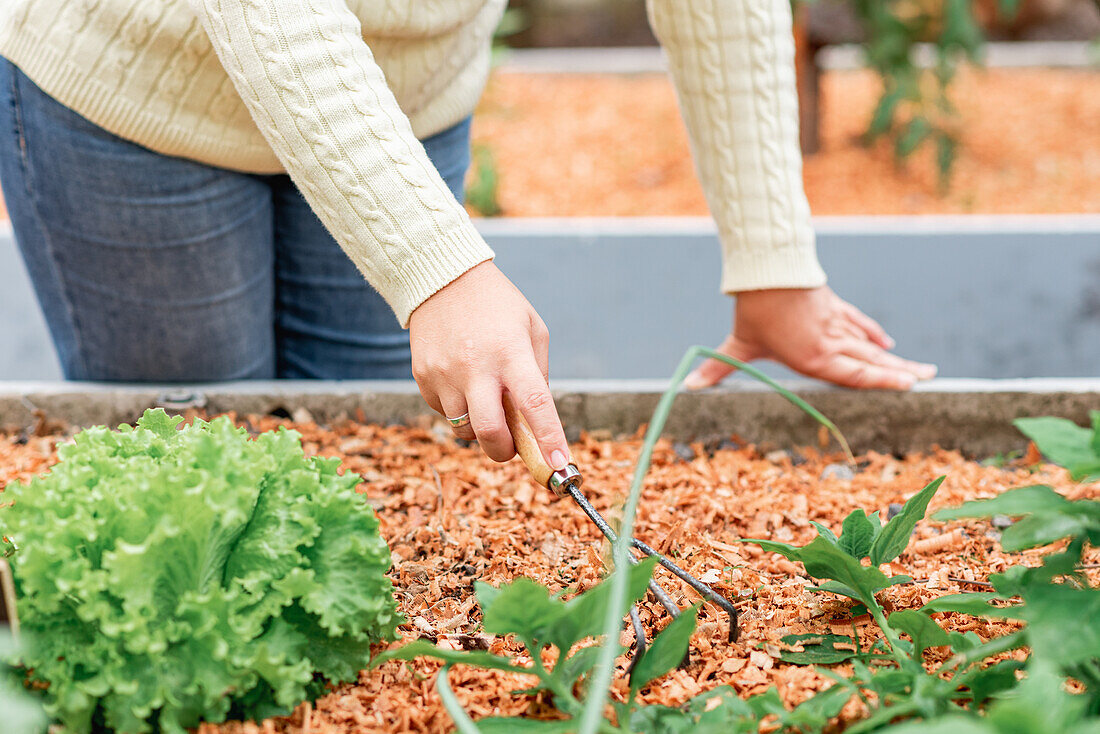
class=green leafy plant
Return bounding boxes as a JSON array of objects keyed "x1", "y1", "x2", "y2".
[
  {"x1": 0, "y1": 410, "x2": 400, "y2": 733},
  {"x1": 1, "y1": 634, "x2": 45, "y2": 734},
  {"x1": 742, "y1": 410, "x2": 1100, "y2": 732},
  {"x1": 370, "y1": 345, "x2": 853, "y2": 732},
  {"x1": 739, "y1": 474, "x2": 1099, "y2": 732},
  {"x1": 373, "y1": 558, "x2": 849, "y2": 734},
  {"x1": 1015, "y1": 411, "x2": 1100, "y2": 481},
  {"x1": 843, "y1": 0, "x2": 1019, "y2": 189},
  {"x1": 377, "y1": 395, "x2": 1100, "y2": 732},
  {"x1": 466, "y1": 143, "x2": 504, "y2": 217}
]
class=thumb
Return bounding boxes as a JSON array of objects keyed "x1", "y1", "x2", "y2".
[{"x1": 683, "y1": 336, "x2": 762, "y2": 390}]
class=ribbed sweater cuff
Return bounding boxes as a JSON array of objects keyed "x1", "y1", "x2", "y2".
[
  {"x1": 720, "y1": 245, "x2": 827, "y2": 294},
  {"x1": 388, "y1": 222, "x2": 495, "y2": 327}
]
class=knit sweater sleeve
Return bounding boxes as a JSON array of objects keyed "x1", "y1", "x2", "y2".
[
  {"x1": 646, "y1": 0, "x2": 826, "y2": 294},
  {"x1": 187, "y1": 0, "x2": 494, "y2": 326}
]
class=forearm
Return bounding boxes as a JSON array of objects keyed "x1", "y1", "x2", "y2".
[
  {"x1": 647, "y1": 0, "x2": 825, "y2": 293},
  {"x1": 189, "y1": 0, "x2": 493, "y2": 325}
]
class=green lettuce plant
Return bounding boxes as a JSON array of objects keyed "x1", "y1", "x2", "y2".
[
  {"x1": 0, "y1": 409, "x2": 400, "y2": 733},
  {"x1": 1, "y1": 634, "x2": 46, "y2": 734}
]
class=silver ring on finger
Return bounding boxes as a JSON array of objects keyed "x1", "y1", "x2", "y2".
[{"x1": 446, "y1": 412, "x2": 471, "y2": 429}]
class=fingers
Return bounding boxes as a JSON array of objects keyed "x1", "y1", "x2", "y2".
[
  {"x1": 812, "y1": 353, "x2": 919, "y2": 390},
  {"x1": 505, "y1": 355, "x2": 570, "y2": 470},
  {"x1": 683, "y1": 335, "x2": 763, "y2": 390},
  {"x1": 530, "y1": 314, "x2": 551, "y2": 384},
  {"x1": 844, "y1": 304, "x2": 895, "y2": 350},
  {"x1": 438, "y1": 392, "x2": 475, "y2": 442},
  {"x1": 810, "y1": 338, "x2": 937, "y2": 390},
  {"x1": 466, "y1": 382, "x2": 515, "y2": 462},
  {"x1": 839, "y1": 339, "x2": 937, "y2": 382}
]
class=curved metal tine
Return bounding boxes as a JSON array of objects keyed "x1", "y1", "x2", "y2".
[
  {"x1": 565, "y1": 483, "x2": 740, "y2": 642},
  {"x1": 646, "y1": 577, "x2": 680, "y2": 619},
  {"x1": 629, "y1": 536, "x2": 741, "y2": 641}
]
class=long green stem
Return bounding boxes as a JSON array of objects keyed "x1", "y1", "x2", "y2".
[
  {"x1": 577, "y1": 346, "x2": 852, "y2": 734},
  {"x1": 437, "y1": 665, "x2": 487, "y2": 734},
  {"x1": 690, "y1": 347, "x2": 854, "y2": 461},
  {"x1": 868, "y1": 602, "x2": 911, "y2": 668},
  {"x1": 577, "y1": 349, "x2": 700, "y2": 734}
]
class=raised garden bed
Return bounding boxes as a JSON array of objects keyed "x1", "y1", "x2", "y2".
[{"x1": 1, "y1": 386, "x2": 1098, "y2": 733}]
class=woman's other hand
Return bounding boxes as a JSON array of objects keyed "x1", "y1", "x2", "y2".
[
  {"x1": 685, "y1": 286, "x2": 937, "y2": 391},
  {"x1": 409, "y1": 261, "x2": 571, "y2": 469}
]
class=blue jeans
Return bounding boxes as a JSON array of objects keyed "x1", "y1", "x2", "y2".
[{"x1": 0, "y1": 59, "x2": 471, "y2": 381}]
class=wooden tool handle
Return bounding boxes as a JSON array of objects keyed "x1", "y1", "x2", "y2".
[{"x1": 502, "y1": 392, "x2": 560, "y2": 491}]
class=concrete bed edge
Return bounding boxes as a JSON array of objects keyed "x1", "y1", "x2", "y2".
[{"x1": 1, "y1": 378, "x2": 1098, "y2": 457}]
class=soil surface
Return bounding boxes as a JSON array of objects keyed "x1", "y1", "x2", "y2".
[
  {"x1": 2, "y1": 414, "x2": 1098, "y2": 733},
  {"x1": 469, "y1": 67, "x2": 1100, "y2": 217}
]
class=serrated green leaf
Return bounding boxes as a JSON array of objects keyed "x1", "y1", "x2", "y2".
[
  {"x1": 888, "y1": 609, "x2": 950, "y2": 655},
  {"x1": 557, "y1": 557, "x2": 656, "y2": 653},
  {"x1": 743, "y1": 535, "x2": 898, "y2": 608},
  {"x1": 934, "y1": 484, "x2": 1071, "y2": 521},
  {"x1": 476, "y1": 558, "x2": 656, "y2": 657},
  {"x1": 838, "y1": 510, "x2": 879, "y2": 559},
  {"x1": 630, "y1": 605, "x2": 699, "y2": 691},
  {"x1": 919, "y1": 592, "x2": 1014, "y2": 618},
  {"x1": 479, "y1": 577, "x2": 567, "y2": 645},
  {"x1": 798, "y1": 537, "x2": 899, "y2": 608},
  {"x1": 965, "y1": 659, "x2": 1025, "y2": 704},
  {"x1": 810, "y1": 521, "x2": 839, "y2": 544},
  {"x1": 774, "y1": 633, "x2": 861, "y2": 665},
  {"x1": 810, "y1": 575, "x2": 911, "y2": 603},
  {"x1": 557, "y1": 645, "x2": 608, "y2": 688},
  {"x1": 1015, "y1": 416, "x2": 1100, "y2": 480},
  {"x1": 869, "y1": 476, "x2": 945, "y2": 565},
  {"x1": 740, "y1": 538, "x2": 801, "y2": 558}
]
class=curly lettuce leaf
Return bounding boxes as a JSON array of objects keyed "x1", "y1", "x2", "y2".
[{"x1": 0, "y1": 410, "x2": 399, "y2": 733}]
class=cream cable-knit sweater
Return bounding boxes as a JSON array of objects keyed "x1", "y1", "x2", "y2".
[{"x1": 0, "y1": 0, "x2": 825, "y2": 326}]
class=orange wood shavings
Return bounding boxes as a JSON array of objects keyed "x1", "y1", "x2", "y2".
[{"x1": 1, "y1": 415, "x2": 1097, "y2": 733}]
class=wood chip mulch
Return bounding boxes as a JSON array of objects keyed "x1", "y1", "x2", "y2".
[
  {"x1": 469, "y1": 67, "x2": 1100, "y2": 217},
  {"x1": 2, "y1": 413, "x2": 1098, "y2": 733}
]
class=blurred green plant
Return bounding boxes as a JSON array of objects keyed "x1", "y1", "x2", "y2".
[
  {"x1": 797, "y1": 0, "x2": 1020, "y2": 190},
  {"x1": 492, "y1": 7, "x2": 529, "y2": 65},
  {"x1": 1, "y1": 634, "x2": 46, "y2": 734},
  {"x1": 466, "y1": 143, "x2": 504, "y2": 217}
]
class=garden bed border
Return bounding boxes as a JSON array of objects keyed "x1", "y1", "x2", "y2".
[{"x1": 2, "y1": 378, "x2": 1098, "y2": 457}]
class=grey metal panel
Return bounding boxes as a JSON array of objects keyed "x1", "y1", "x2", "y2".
[
  {"x1": 2, "y1": 217, "x2": 1099, "y2": 381},
  {"x1": 485, "y1": 216, "x2": 1100, "y2": 380}
]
